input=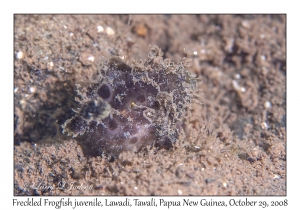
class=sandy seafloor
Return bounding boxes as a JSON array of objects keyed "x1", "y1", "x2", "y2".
[{"x1": 14, "y1": 15, "x2": 286, "y2": 196}]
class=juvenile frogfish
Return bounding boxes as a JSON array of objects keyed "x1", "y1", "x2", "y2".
[{"x1": 62, "y1": 46, "x2": 198, "y2": 155}]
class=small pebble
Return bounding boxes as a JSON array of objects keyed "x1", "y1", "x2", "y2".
[
  {"x1": 264, "y1": 101, "x2": 272, "y2": 109},
  {"x1": 16, "y1": 51, "x2": 24, "y2": 60},
  {"x1": 97, "y1": 26, "x2": 104, "y2": 33},
  {"x1": 106, "y1": 27, "x2": 115, "y2": 35}
]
